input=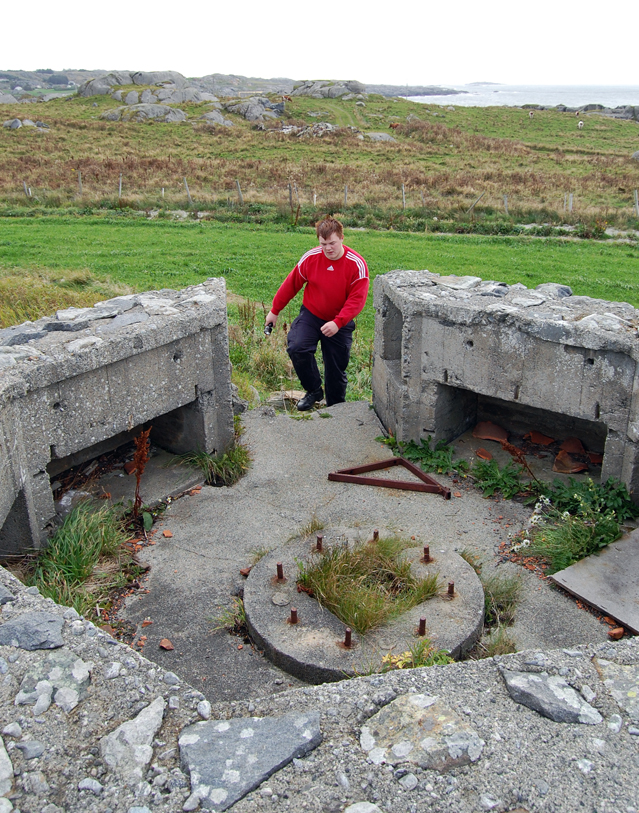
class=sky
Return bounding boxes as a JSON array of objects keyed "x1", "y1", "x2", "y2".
[{"x1": 3, "y1": 0, "x2": 638, "y2": 87}]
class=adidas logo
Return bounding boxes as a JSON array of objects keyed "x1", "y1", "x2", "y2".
[{"x1": 327, "y1": 265, "x2": 334, "y2": 271}]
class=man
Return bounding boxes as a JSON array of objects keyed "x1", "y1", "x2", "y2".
[{"x1": 265, "y1": 216, "x2": 369, "y2": 411}]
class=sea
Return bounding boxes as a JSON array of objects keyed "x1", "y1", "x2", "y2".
[{"x1": 406, "y1": 84, "x2": 639, "y2": 109}]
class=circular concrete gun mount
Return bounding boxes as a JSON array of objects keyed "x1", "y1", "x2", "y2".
[{"x1": 244, "y1": 531, "x2": 484, "y2": 684}]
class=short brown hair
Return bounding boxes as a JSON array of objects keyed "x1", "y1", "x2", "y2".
[{"x1": 316, "y1": 215, "x2": 343, "y2": 240}]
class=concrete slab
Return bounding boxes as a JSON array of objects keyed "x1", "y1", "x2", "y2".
[
  {"x1": 115, "y1": 402, "x2": 609, "y2": 703},
  {"x1": 244, "y1": 534, "x2": 484, "y2": 682},
  {"x1": 550, "y1": 529, "x2": 639, "y2": 634}
]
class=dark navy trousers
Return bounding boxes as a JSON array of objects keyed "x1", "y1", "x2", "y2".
[{"x1": 287, "y1": 306, "x2": 355, "y2": 406}]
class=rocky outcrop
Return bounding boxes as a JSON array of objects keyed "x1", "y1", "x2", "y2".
[
  {"x1": 77, "y1": 72, "x2": 134, "y2": 97},
  {"x1": 2, "y1": 118, "x2": 49, "y2": 130},
  {"x1": 197, "y1": 110, "x2": 234, "y2": 127},
  {"x1": 223, "y1": 96, "x2": 284, "y2": 121},
  {"x1": 291, "y1": 80, "x2": 365, "y2": 98},
  {"x1": 0, "y1": 95, "x2": 18, "y2": 105},
  {"x1": 101, "y1": 104, "x2": 187, "y2": 123}
]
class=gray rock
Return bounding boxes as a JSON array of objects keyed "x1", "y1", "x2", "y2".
[
  {"x1": 2, "y1": 723, "x2": 21, "y2": 738},
  {"x1": 501, "y1": 670, "x2": 602, "y2": 724},
  {"x1": 78, "y1": 776, "x2": 103, "y2": 794},
  {"x1": 534, "y1": 282, "x2": 573, "y2": 298},
  {"x1": 0, "y1": 327, "x2": 48, "y2": 346},
  {"x1": 179, "y1": 711, "x2": 321, "y2": 811},
  {"x1": 23, "y1": 769, "x2": 50, "y2": 794},
  {"x1": 163, "y1": 672, "x2": 179, "y2": 685},
  {"x1": 112, "y1": 90, "x2": 123, "y2": 102},
  {"x1": 17, "y1": 648, "x2": 91, "y2": 713},
  {"x1": 131, "y1": 71, "x2": 188, "y2": 88},
  {"x1": 125, "y1": 91, "x2": 139, "y2": 106},
  {"x1": 0, "y1": 612, "x2": 64, "y2": 650},
  {"x1": 0, "y1": 798, "x2": 12, "y2": 813},
  {"x1": 0, "y1": 95, "x2": 19, "y2": 104},
  {"x1": 608, "y1": 713, "x2": 623, "y2": 733},
  {"x1": 366, "y1": 133, "x2": 396, "y2": 142},
  {"x1": 140, "y1": 89, "x2": 157, "y2": 104},
  {"x1": 398, "y1": 772, "x2": 418, "y2": 790},
  {"x1": 344, "y1": 804, "x2": 382, "y2": 813},
  {"x1": 632, "y1": 151, "x2": 639, "y2": 161},
  {"x1": 100, "y1": 696, "x2": 166, "y2": 784},
  {"x1": 101, "y1": 104, "x2": 187, "y2": 123},
  {"x1": 597, "y1": 660, "x2": 639, "y2": 720},
  {"x1": 0, "y1": 586, "x2": 15, "y2": 605},
  {"x1": 197, "y1": 700, "x2": 211, "y2": 720},
  {"x1": 104, "y1": 662, "x2": 122, "y2": 679},
  {"x1": 198, "y1": 110, "x2": 233, "y2": 127},
  {"x1": 360, "y1": 694, "x2": 484, "y2": 772},
  {"x1": 3, "y1": 119, "x2": 21, "y2": 129},
  {"x1": 0, "y1": 736, "x2": 13, "y2": 795},
  {"x1": 16, "y1": 740, "x2": 45, "y2": 759},
  {"x1": 22, "y1": 119, "x2": 36, "y2": 127}
]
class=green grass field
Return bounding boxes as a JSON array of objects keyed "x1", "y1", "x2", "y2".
[
  {"x1": 1, "y1": 90, "x2": 638, "y2": 225},
  {"x1": 1, "y1": 218, "x2": 638, "y2": 400}
]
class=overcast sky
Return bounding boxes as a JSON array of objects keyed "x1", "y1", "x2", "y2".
[{"x1": 3, "y1": 0, "x2": 637, "y2": 86}]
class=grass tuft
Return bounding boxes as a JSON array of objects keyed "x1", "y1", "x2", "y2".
[
  {"x1": 297, "y1": 536, "x2": 441, "y2": 635},
  {"x1": 172, "y1": 443, "x2": 251, "y2": 487},
  {"x1": 23, "y1": 502, "x2": 139, "y2": 617}
]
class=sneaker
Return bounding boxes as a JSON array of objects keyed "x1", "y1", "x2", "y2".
[{"x1": 296, "y1": 388, "x2": 324, "y2": 411}]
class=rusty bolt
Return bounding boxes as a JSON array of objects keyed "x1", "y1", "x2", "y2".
[
  {"x1": 418, "y1": 617, "x2": 426, "y2": 636},
  {"x1": 373, "y1": 529, "x2": 379, "y2": 541},
  {"x1": 448, "y1": 581, "x2": 455, "y2": 597},
  {"x1": 316, "y1": 534, "x2": 323, "y2": 552},
  {"x1": 276, "y1": 562, "x2": 284, "y2": 581},
  {"x1": 344, "y1": 628, "x2": 352, "y2": 648},
  {"x1": 423, "y1": 545, "x2": 430, "y2": 562},
  {"x1": 290, "y1": 608, "x2": 298, "y2": 625}
]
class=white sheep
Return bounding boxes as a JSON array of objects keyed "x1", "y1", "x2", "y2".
[{"x1": 578, "y1": 121, "x2": 584, "y2": 129}]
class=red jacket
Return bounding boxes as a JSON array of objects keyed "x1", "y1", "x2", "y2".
[{"x1": 271, "y1": 245, "x2": 369, "y2": 329}]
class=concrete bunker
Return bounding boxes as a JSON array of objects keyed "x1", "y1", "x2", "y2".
[
  {"x1": 0, "y1": 279, "x2": 234, "y2": 556},
  {"x1": 373, "y1": 271, "x2": 639, "y2": 496}
]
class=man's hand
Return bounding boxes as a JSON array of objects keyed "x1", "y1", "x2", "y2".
[
  {"x1": 265, "y1": 311, "x2": 278, "y2": 328},
  {"x1": 320, "y1": 321, "x2": 339, "y2": 337}
]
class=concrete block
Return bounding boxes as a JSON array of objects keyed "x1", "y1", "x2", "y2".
[
  {"x1": 0, "y1": 279, "x2": 234, "y2": 552},
  {"x1": 373, "y1": 271, "x2": 639, "y2": 500}
]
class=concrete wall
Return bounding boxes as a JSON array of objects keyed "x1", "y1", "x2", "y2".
[
  {"x1": 0, "y1": 279, "x2": 234, "y2": 555},
  {"x1": 373, "y1": 271, "x2": 639, "y2": 498}
]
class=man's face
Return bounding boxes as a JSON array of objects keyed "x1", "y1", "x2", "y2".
[{"x1": 319, "y1": 233, "x2": 344, "y2": 261}]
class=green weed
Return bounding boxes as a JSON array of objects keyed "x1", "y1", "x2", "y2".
[
  {"x1": 381, "y1": 638, "x2": 453, "y2": 670},
  {"x1": 378, "y1": 434, "x2": 468, "y2": 474},
  {"x1": 472, "y1": 459, "x2": 525, "y2": 499},
  {"x1": 535, "y1": 476, "x2": 639, "y2": 523},
  {"x1": 210, "y1": 597, "x2": 247, "y2": 634},
  {"x1": 297, "y1": 536, "x2": 441, "y2": 635}
]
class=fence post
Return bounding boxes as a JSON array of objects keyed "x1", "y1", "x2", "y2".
[
  {"x1": 401, "y1": 183, "x2": 406, "y2": 210},
  {"x1": 235, "y1": 180, "x2": 244, "y2": 205},
  {"x1": 313, "y1": 192, "x2": 317, "y2": 207},
  {"x1": 119, "y1": 174, "x2": 122, "y2": 199},
  {"x1": 420, "y1": 190, "x2": 425, "y2": 207},
  {"x1": 344, "y1": 185, "x2": 348, "y2": 207},
  {"x1": 569, "y1": 193, "x2": 573, "y2": 213},
  {"x1": 23, "y1": 181, "x2": 29, "y2": 198},
  {"x1": 634, "y1": 189, "x2": 639, "y2": 218},
  {"x1": 77, "y1": 171, "x2": 83, "y2": 196},
  {"x1": 564, "y1": 193, "x2": 567, "y2": 212},
  {"x1": 503, "y1": 195, "x2": 509, "y2": 215},
  {"x1": 184, "y1": 177, "x2": 192, "y2": 205},
  {"x1": 288, "y1": 183, "x2": 293, "y2": 210},
  {"x1": 294, "y1": 182, "x2": 300, "y2": 206},
  {"x1": 161, "y1": 188, "x2": 165, "y2": 199}
]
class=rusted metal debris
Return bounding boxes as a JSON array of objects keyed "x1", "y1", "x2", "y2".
[{"x1": 328, "y1": 457, "x2": 451, "y2": 500}]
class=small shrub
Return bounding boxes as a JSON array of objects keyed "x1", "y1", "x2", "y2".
[
  {"x1": 536, "y1": 476, "x2": 638, "y2": 523},
  {"x1": 481, "y1": 571, "x2": 522, "y2": 627}
]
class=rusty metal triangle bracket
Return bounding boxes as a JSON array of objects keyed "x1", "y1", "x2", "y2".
[{"x1": 328, "y1": 457, "x2": 451, "y2": 500}]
